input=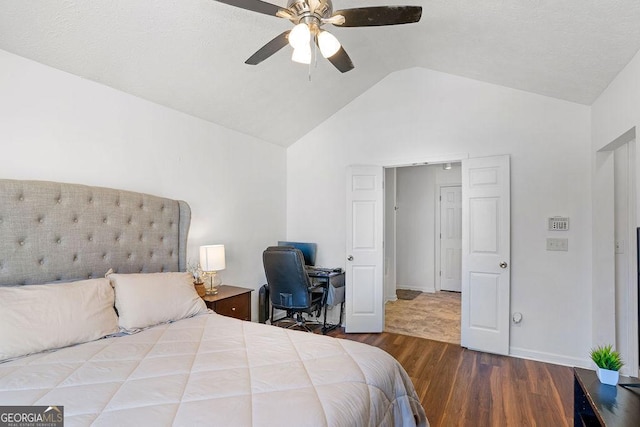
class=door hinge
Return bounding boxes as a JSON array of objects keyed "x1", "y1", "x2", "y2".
[{"x1": 439, "y1": 271, "x2": 442, "y2": 276}]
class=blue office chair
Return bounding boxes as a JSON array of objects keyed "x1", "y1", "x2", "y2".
[{"x1": 262, "y1": 246, "x2": 324, "y2": 332}]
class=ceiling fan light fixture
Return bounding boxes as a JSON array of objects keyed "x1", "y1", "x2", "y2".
[
  {"x1": 288, "y1": 23, "x2": 311, "y2": 49},
  {"x1": 219, "y1": 0, "x2": 422, "y2": 73},
  {"x1": 318, "y1": 30, "x2": 341, "y2": 58},
  {"x1": 291, "y1": 44, "x2": 312, "y2": 64}
]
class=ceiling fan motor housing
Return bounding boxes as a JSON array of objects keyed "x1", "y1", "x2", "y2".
[{"x1": 287, "y1": 0, "x2": 333, "y2": 25}]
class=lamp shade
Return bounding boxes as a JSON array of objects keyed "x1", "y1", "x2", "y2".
[
  {"x1": 200, "y1": 245, "x2": 226, "y2": 272},
  {"x1": 291, "y1": 44, "x2": 311, "y2": 64},
  {"x1": 318, "y1": 30, "x2": 341, "y2": 58},
  {"x1": 288, "y1": 23, "x2": 310, "y2": 49}
]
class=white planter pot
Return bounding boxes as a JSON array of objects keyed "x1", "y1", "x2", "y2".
[{"x1": 596, "y1": 367, "x2": 619, "y2": 386}]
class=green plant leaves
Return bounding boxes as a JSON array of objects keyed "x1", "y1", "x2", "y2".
[{"x1": 590, "y1": 344, "x2": 624, "y2": 371}]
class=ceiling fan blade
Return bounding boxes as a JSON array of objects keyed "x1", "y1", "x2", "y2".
[
  {"x1": 213, "y1": 0, "x2": 283, "y2": 17},
  {"x1": 326, "y1": 46, "x2": 354, "y2": 73},
  {"x1": 245, "y1": 31, "x2": 291, "y2": 65},
  {"x1": 332, "y1": 6, "x2": 422, "y2": 27}
]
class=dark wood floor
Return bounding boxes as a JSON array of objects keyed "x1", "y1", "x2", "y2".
[{"x1": 327, "y1": 329, "x2": 574, "y2": 427}]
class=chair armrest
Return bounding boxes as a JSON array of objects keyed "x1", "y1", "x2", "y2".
[{"x1": 309, "y1": 284, "x2": 325, "y2": 293}]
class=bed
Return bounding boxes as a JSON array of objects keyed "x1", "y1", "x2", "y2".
[{"x1": 0, "y1": 179, "x2": 427, "y2": 426}]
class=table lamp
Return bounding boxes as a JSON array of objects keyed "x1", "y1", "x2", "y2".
[{"x1": 199, "y1": 244, "x2": 225, "y2": 295}]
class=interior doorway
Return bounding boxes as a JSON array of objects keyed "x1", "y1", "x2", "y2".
[{"x1": 383, "y1": 163, "x2": 462, "y2": 343}]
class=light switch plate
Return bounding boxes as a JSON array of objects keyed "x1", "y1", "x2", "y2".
[{"x1": 546, "y1": 238, "x2": 568, "y2": 251}]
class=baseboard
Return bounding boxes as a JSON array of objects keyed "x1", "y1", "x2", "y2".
[{"x1": 509, "y1": 346, "x2": 591, "y2": 368}]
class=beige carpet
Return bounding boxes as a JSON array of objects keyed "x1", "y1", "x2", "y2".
[{"x1": 385, "y1": 291, "x2": 461, "y2": 344}]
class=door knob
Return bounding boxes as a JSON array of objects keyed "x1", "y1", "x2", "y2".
[
  {"x1": 347, "y1": 255, "x2": 354, "y2": 261},
  {"x1": 499, "y1": 261, "x2": 508, "y2": 269}
]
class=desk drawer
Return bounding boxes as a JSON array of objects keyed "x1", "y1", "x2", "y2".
[{"x1": 214, "y1": 293, "x2": 250, "y2": 320}]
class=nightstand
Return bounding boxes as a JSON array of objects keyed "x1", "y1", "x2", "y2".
[{"x1": 202, "y1": 285, "x2": 253, "y2": 321}]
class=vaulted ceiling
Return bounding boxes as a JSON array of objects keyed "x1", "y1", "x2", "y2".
[{"x1": 1, "y1": 0, "x2": 639, "y2": 147}]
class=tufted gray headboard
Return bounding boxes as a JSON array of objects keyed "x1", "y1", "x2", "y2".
[{"x1": 0, "y1": 179, "x2": 191, "y2": 286}]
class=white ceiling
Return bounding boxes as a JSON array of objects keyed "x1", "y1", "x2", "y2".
[{"x1": 1, "y1": 0, "x2": 639, "y2": 147}]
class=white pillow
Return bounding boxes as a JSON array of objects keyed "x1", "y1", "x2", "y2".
[
  {"x1": 108, "y1": 272, "x2": 207, "y2": 332},
  {"x1": 0, "y1": 278, "x2": 119, "y2": 362}
]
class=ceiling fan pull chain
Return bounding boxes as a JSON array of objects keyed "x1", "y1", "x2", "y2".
[
  {"x1": 314, "y1": 35, "x2": 319, "y2": 70},
  {"x1": 308, "y1": 49, "x2": 312, "y2": 81},
  {"x1": 308, "y1": 34, "x2": 317, "y2": 82}
]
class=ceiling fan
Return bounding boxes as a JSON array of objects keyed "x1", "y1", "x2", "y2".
[{"x1": 213, "y1": 0, "x2": 422, "y2": 72}]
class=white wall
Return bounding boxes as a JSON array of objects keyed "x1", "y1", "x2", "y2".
[
  {"x1": 0, "y1": 50, "x2": 287, "y2": 320},
  {"x1": 591, "y1": 47, "x2": 640, "y2": 375},
  {"x1": 396, "y1": 165, "x2": 436, "y2": 292},
  {"x1": 592, "y1": 50, "x2": 640, "y2": 152},
  {"x1": 287, "y1": 67, "x2": 592, "y2": 366}
]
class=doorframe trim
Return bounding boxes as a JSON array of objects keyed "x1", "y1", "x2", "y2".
[
  {"x1": 383, "y1": 167, "x2": 398, "y2": 303},
  {"x1": 594, "y1": 127, "x2": 638, "y2": 377},
  {"x1": 382, "y1": 153, "x2": 469, "y2": 169},
  {"x1": 625, "y1": 139, "x2": 638, "y2": 377}
]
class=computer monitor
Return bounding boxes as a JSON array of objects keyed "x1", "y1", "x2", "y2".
[{"x1": 277, "y1": 241, "x2": 317, "y2": 266}]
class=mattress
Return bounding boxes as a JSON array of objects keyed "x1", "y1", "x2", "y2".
[{"x1": 0, "y1": 312, "x2": 427, "y2": 426}]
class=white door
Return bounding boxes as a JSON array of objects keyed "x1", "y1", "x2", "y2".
[
  {"x1": 461, "y1": 155, "x2": 511, "y2": 355},
  {"x1": 345, "y1": 165, "x2": 384, "y2": 333},
  {"x1": 440, "y1": 186, "x2": 462, "y2": 292}
]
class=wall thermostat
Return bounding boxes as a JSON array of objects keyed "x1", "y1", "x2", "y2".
[{"x1": 548, "y1": 216, "x2": 569, "y2": 231}]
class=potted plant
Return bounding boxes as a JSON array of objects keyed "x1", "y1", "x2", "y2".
[
  {"x1": 590, "y1": 344, "x2": 624, "y2": 386},
  {"x1": 187, "y1": 261, "x2": 206, "y2": 298}
]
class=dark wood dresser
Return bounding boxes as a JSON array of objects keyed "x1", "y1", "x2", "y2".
[
  {"x1": 203, "y1": 285, "x2": 253, "y2": 321},
  {"x1": 574, "y1": 367, "x2": 640, "y2": 426}
]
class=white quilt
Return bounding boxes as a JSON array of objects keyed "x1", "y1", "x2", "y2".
[{"x1": 0, "y1": 313, "x2": 428, "y2": 426}]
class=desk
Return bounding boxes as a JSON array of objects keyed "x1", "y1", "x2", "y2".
[
  {"x1": 307, "y1": 270, "x2": 345, "y2": 333},
  {"x1": 574, "y1": 367, "x2": 640, "y2": 426}
]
